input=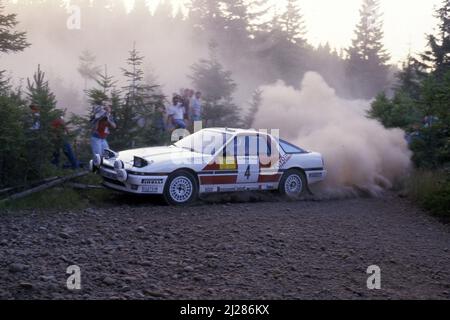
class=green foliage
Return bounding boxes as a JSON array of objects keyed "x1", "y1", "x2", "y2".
[
  {"x1": 0, "y1": 93, "x2": 27, "y2": 187},
  {"x1": 81, "y1": 45, "x2": 167, "y2": 153},
  {"x1": 25, "y1": 65, "x2": 63, "y2": 177},
  {"x1": 370, "y1": 0, "x2": 450, "y2": 172},
  {"x1": 279, "y1": 0, "x2": 306, "y2": 45},
  {"x1": 410, "y1": 124, "x2": 450, "y2": 169},
  {"x1": 369, "y1": 91, "x2": 422, "y2": 129},
  {"x1": 346, "y1": 0, "x2": 390, "y2": 99},
  {"x1": 243, "y1": 89, "x2": 262, "y2": 129},
  {"x1": 420, "y1": 0, "x2": 450, "y2": 77},
  {"x1": 190, "y1": 41, "x2": 241, "y2": 127},
  {"x1": 406, "y1": 170, "x2": 450, "y2": 218},
  {"x1": 78, "y1": 50, "x2": 101, "y2": 90},
  {"x1": 0, "y1": 3, "x2": 29, "y2": 54}
]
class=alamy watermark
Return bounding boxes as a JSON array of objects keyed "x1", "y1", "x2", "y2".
[
  {"x1": 66, "y1": 265, "x2": 81, "y2": 290},
  {"x1": 366, "y1": 265, "x2": 381, "y2": 290}
]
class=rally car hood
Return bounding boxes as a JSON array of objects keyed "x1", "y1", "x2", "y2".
[
  {"x1": 114, "y1": 145, "x2": 210, "y2": 170},
  {"x1": 118, "y1": 146, "x2": 181, "y2": 161}
]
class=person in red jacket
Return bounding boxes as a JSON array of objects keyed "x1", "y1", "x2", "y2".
[{"x1": 90, "y1": 101, "x2": 117, "y2": 157}]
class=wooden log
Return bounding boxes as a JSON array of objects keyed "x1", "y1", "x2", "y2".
[
  {"x1": 0, "y1": 171, "x2": 89, "y2": 204},
  {"x1": 66, "y1": 182, "x2": 104, "y2": 190},
  {"x1": 0, "y1": 176, "x2": 59, "y2": 196}
]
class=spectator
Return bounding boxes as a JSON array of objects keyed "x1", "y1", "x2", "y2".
[
  {"x1": 167, "y1": 95, "x2": 186, "y2": 129},
  {"x1": 182, "y1": 88, "x2": 191, "y2": 121},
  {"x1": 153, "y1": 103, "x2": 166, "y2": 134},
  {"x1": 190, "y1": 91, "x2": 202, "y2": 122},
  {"x1": 29, "y1": 104, "x2": 41, "y2": 130},
  {"x1": 90, "y1": 101, "x2": 116, "y2": 157},
  {"x1": 51, "y1": 116, "x2": 80, "y2": 169}
]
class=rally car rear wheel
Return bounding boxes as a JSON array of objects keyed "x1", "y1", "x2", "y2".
[
  {"x1": 279, "y1": 169, "x2": 307, "y2": 199},
  {"x1": 163, "y1": 170, "x2": 198, "y2": 206}
]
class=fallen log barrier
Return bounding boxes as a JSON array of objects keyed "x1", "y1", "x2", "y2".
[
  {"x1": 0, "y1": 176, "x2": 60, "y2": 197},
  {"x1": 0, "y1": 171, "x2": 89, "y2": 204},
  {"x1": 66, "y1": 182, "x2": 104, "y2": 190}
]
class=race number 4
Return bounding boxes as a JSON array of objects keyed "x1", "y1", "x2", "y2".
[{"x1": 237, "y1": 157, "x2": 259, "y2": 184}]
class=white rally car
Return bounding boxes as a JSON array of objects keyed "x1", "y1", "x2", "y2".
[{"x1": 90, "y1": 128, "x2": 327, "y2": 205}]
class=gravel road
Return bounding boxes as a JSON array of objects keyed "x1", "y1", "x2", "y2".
[{"x1": 0, "y1": 192, "x2": 449, "y2": 300}]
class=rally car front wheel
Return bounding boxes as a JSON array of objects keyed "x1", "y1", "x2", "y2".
[
  {"x1": 279, "y1": 169, "x2": 307, "y2": 199},
  {"x1": 163, "y1": 170, "x2": 199, "y2": 206}
]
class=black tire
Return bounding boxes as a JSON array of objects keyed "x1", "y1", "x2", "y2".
[
  {"x1": 163, "y1": 170, "x2": 199, "y2": 206},
  {"x1": 279, "y1": 169, "x2": 307, "y2": 199}
]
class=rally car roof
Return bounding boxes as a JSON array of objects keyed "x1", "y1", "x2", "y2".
[{"x1": 206, "y1": 128, "x2": 263, "y2": 135}]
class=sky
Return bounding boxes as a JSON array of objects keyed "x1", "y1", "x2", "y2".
[{"x1": 124, "y1": 0, "x2": 443, "y2": 65}]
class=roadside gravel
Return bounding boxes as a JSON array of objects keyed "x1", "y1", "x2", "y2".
[{"x1": 0, "y1": 192, "x2": 449, "y2": 300}]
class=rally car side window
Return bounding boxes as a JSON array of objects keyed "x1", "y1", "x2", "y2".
[{"x1": 279, "y1": 140, "x2": 307, "y2": 154}]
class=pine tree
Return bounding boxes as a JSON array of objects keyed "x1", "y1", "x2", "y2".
[
  {"x1": 0, "y1": 2, "x2": 30, "y2": 187},
  {"x1": 78, "y1": 50, "x2": 101, "y2": 90},
  {"x1": 252, "y1": 10, "x2": 309, "y2": 86},
  {"x1": 0, "y1": 2, "x2": 29, "y2": 54},
  {"x1": 86, "y1": 65, "x2": 117, "y2": 107},
  {"x1": 189, "y1": 0, "x2": 227, "y2": 45},
  {"x1": 421, "y1": 0, "x2": 450, "y2": 77},
  {"x1": 220, "y1": 0, "x2": 251, "y2": 57},
  {"x1": 0, "y1": 93, "x2": 27, "y2": 187},
  {"x1": 189, "y1": 41, "x2": 241, "y2": 127},
  {"x1": 112, "y1": 44, "x2": 165, "y2": 149},
  {"x1": 0, "y1": 2, "x2": 29, "y2": 92},
  {"x1": 243, "y1": 89, "x2": 262, "y2": 129},
  {"x1": 279, "y1": 0, "x2": 306, "y2": 45},
  {"x1": 346, "y1": 0, "x2": 390, "y2": 99},
  {"x1": 396, "y1": 54, "x2": 425, "y2": 100},
  {"x1": 26, "y1": 65, "x2": 62, "y2": 179}
]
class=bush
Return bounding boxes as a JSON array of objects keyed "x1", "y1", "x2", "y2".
[{"x1": 407, "y1": 170, "x2": 450, "y2": 218}]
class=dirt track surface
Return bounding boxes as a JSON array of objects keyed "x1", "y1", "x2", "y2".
[{"x1": 0, "y1": 192, "x2": 449, "y2": 300}]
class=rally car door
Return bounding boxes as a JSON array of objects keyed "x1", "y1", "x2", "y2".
[{"x1": 235, "y1": 135, "x2": 259, "y2": 184}]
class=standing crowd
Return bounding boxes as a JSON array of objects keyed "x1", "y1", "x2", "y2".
[
  {"x1": 166, "y1": 89, "x2": 203, "y2": 130},
  {"x1": 89, "y1": 88, "x2": 203, "y2": 158},
  {"x1": 28, "y1": 88, "x2": 203, "y2": 169}
]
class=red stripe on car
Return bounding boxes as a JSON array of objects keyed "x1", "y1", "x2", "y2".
[
  {"x1": 200, "y1": 175, "x2": 237, "y2": 185},
  {"x1": 258, "y1": 174, "x2": 282, "y2": 183}
]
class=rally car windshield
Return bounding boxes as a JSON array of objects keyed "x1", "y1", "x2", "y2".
[{"x1": 175, "y1": 130, "x2": 232, "y2": 155}]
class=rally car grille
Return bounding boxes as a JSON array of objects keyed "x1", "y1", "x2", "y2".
[{"x1": 103, "y1": 177, "x2": 126, "y2": 187}]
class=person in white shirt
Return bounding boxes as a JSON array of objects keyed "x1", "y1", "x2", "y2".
[
  {"x1": 190, "y1": 91, "x2": 202, "y2": 122},
  {"x1": 167, "y1": 95, "x2": 186, "y2": 129}
]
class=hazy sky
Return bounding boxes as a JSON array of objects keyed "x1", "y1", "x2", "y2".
[{"x1": 125, "y1": 0, "x2": 442, "y2": 64}]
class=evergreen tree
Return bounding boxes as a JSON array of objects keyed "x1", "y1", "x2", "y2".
[
  {"x1": 189, "y1": 0, "x2": 225, "y2": 33},
  {"x1": 189, "y1": 41, "x2": 241, "y2": 127},
  {"x1": 420, "y1": 0, "x2": 450, "y2": 77},
  {"x1": 26, "y1": 65, "x2": 62, "y2": 179},
  {"x1": 0, "y1": 2, "x2": 29, "y2": 54},
  {"x1": 346, "y1": 0, "x2": 390, "y2": 99},
  {"x1": 252, "y1": 11, "x2": 309, "y2": 86},
  {"x1": 279, "y1": 0, "x2": 306, "y2": 45},
  {"x1": 243, "y1": 88, "x2": 262, "y2": 129},
  {"x1": 113, "y1": 44, "x2": 165, "y2": 149},
  {"x1": 0, "y1": 1, "x2": 29, "y2": 92},
  {"x1": 0, "y1": 91, "x2": 27, "y2": 187},
  {"x1": 368, "y1": 91, "x2": 421, "y2": 129},
  {"x1": 78, "y1": 50, "x2": 101, "y2": 90},
  {"x1": 395, "y1": 54, "x2": 425, "y2": 99}
]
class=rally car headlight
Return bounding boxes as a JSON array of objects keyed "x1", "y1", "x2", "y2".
[
  {"x1": 93, "y1": 154, "x2": 102, "y2": 167},
  {"x1": 89, "y1": 160, "x2": 96, "y2": 173},
  {"x1": 114, "y1": 160, "x2": 125, "y2": 170},
  {"x1": 116, "y1": 169, "x2": 128, "y2": 182},
  {"x1": 103, "y1": 149, "x2": 118, "y2": 160},
  {"x1": 133, "y1": 156, "x2": 149, "y2": 168}
]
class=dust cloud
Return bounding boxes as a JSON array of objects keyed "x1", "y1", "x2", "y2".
[{"x1": 253, "y1": 72, "x2": 412, "y2": 197}]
